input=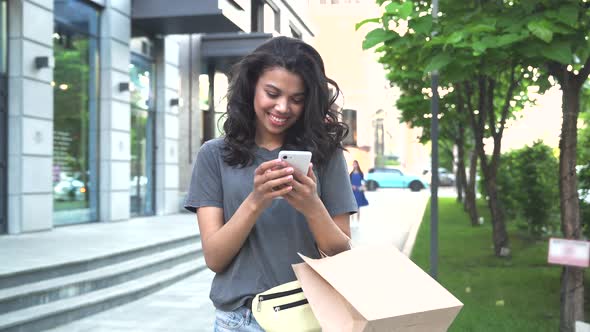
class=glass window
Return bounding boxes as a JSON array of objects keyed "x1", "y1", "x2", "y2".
[
  {"x1": 199, "y1": 71, "x2": 228, "y2": 142},
  {"x1": 0, "y1": 0, "x2": 6, "y2": 233},
  {"x1": 342, "y1": 109, "x2": 357, "y2": 146},
  {"x1": 129, "y1": 53, "x2": 155, "y2": 217},
  {"x1": 0, "y1": 0, "x2": 6, "y2": 73},
  {"x1": 263, "y1": 2, "x2": 280, "y2": 33},
  {"x1": 52, "y1": 0, "x2": 99, "y2": 225},
  {"x1": 251, "y1": 0, "x2": 264, "y2": 32},
  {"x1": 54, "y1": 0, "x2": 99, "y2": 36}
]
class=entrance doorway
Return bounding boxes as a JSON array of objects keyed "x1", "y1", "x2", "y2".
[
  {"x1": 0, "y1": 0, "x2": 7, "y2": 233},
  {"x1": 0, "y1": 74, "x2": 6, "y2": 234},
  {"x1": 129, "y1": 53, "x2": 155, "y2": 217}
]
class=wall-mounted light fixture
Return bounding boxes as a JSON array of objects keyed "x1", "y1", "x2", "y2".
[
  {"x1": 170, "y1": 98, "x2": 180, "y2": 106},
  {"x1": 35, "y1": 56, "x2": 55, "y2": 69},
  {"x1": 118, "y1": 82, "x2": 130, "y2": 92}
]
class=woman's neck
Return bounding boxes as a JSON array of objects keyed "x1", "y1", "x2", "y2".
[{"x1": 255, "y1": 132, "x2": 284, "y2": 151}]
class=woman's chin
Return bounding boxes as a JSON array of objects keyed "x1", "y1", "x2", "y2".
[{"x1": 265, "y1": 123, "x2": 290, "y2": 134}]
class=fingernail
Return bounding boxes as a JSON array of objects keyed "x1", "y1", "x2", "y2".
[{"x1": 287, "y1": 167, "x2": 294, "y2": 173}]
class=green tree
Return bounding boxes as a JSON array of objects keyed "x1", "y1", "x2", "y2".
[
  {"x1": 578, "y1": 84, "x2": 590, "y2": 167},
  {"x1": 579, "y1": 84, "x2": 590, "y2": 241},
  {"x1": 512, "y1": 3, "x2": 590, "y2": 329},
  {"x1": 361, "y1": 1, "x2": 590, "y2": 328},
  {"x1": 360, "y1": 0, "x2": 542, "y2": 257}
]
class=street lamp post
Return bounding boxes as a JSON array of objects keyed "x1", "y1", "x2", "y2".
[{"x1": 430, "y1": 0, "x2": 440, "y2": 280}]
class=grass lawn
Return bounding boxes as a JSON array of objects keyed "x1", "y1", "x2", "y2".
[{"x1": 410, "y1": 197, "x2": 589, "y2": 331}]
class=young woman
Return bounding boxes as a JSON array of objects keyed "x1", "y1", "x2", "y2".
[
  {"x1": 350, "y1": 160, "x2": 369, "y2": 222},
  {"x1": 184, "y1": 36, "x2": 357, "y2": 331}
]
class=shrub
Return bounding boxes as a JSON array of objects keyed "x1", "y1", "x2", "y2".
[
  {"x1": 579, "y1": 165, "x2": 590, "y2": 238},
  {"x1": 517, "y1": 141, "x2": 560, "y2": 236},
  {"x1": 492, "y1": 141, "x2": 560, "y2": 237},
  {"x1": 495, "y1": 150, "x2": 522, "y2": 220}
]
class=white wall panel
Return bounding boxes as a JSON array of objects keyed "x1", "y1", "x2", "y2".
[
  {"x1": 22, "y1": 117, "x2": 53, "y2": 156},
  {"x1": 22, "y1": 156, "x2": 53, "y2": 193}
]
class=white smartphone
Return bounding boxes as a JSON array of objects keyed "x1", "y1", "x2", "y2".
[{"x1": 278, "y1": 150, "x2": 312, "y2": 175}]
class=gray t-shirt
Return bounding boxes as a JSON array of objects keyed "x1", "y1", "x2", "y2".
[{"x1": 184, "y1": 137, "x2": 357, "y2": 311}]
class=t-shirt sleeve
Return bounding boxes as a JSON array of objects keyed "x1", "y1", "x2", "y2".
[
  {"x1": 319, "y1": 149, "x2": 358, "y2": 216},
  {"x1": 184, "y1": 141, "x2": 223, "y2": 213}
]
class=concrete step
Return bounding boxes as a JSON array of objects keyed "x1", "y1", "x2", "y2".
[
  {"x1": 0, "y1": 257, "x2": 208, "y2": 332},
  {"x1": 0, "y1": 242, "x2": 203, "y2": 314},
  {"x1": 0, "y1": 234, "x2": 200, "y2": 290}
]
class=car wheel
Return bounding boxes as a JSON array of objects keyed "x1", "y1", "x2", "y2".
[
  {"x1": 366, "y1": 180, "x2": 378, "y2": 191},
  {"x1": 409, "y1": 181, "x2": 423, "y2": 192}
]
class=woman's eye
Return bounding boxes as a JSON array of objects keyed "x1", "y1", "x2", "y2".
[
  {"x1": 266, "y1": 91, "x2": 279, "y2": 98},
  {"x1": 292, "y1": 98, "x2": 304, "y2": 104}
]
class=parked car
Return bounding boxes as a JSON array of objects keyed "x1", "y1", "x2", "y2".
[
  {"x1": 438, "y1": 168, "x2": 456, "y2": 186},
  {"x1": 421, "y1": 167, "x2": 456, "y2": 186},
  {"x1": 365, "y1": 168, "x2": 429, "y2": 192}
]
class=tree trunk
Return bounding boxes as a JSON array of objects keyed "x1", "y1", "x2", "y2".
[
  {"x1": 559, "y1": 81, "x2": 584, "y2": 332},
  {"x1": 456, "y1": 127, "x2": 465, "y2": 203},
  {"x1": 480, "y1": 163, "x2": 510, "y2": 256},
  {"x1": 455, "y1": 148, "x2": 467, "y2": 205},
  {"x1": 469, "y1": 76, "x2": 510, "y2": 256},
  {"x1": 464, "y1": 149, "x2": 479, "y2": 226}
]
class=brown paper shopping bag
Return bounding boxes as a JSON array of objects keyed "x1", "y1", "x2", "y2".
[{"x1": 292, "y1": 246, "x2": 463, "y2": 332}]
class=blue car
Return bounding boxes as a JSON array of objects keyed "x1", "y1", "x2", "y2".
[{"x1": 365, "y1": 168, "x2": 428, "y2": 192}]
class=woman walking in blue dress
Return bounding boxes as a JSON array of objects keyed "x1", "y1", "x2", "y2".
[{"x1": 350, "y1": 160, "x2": 369, "y2": 222}]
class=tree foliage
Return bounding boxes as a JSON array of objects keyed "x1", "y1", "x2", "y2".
[{"x1": 360, "y1": 1, "x2": 590, "y2": 328}]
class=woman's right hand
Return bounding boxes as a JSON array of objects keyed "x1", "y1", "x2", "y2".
[{"x1": 249, "y1": 159, "x2": 294, "y2": 210}]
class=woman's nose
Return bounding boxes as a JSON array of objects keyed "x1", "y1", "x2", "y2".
[{"x1": 275, "y1": 98, "x2": 288, "y2": 111}]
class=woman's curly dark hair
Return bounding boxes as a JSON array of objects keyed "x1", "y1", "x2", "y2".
[{"x1": 222, "y1": 36, "x2": 349, "y2": 167}]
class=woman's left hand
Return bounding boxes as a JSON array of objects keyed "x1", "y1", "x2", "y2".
[{"x1": 283, "y1": 163, "x2": 323, "y2": 217}]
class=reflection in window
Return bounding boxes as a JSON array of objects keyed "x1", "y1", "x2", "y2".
[
  {"x1": 52, "y1": 0, "x2": 99, "y2": 225},
  {"x1": 200, "y1": 72, "x2": 228, "y2": 142},
  {"x1": 130, "y1": 54, "x2": 155, "y2": 217}
]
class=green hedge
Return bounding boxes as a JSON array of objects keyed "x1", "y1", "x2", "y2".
[{"x1": 480, "y1": 141, "x2": 560, "y2": 237}]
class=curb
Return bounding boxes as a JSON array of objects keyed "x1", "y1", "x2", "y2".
[{"x1": 401, "y1": 195, "x2": 430, "y2": 257}]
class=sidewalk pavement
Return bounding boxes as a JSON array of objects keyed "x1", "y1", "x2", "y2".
[
  {"x1": 5, "y1": 188, "x2": 430, "y2": 332},
  {"x1": 0, "y1": 214, "x2": 200, "y2": 277},
  {"x1": 350, "y1": 189, "x2": 430, "y2": 256}
]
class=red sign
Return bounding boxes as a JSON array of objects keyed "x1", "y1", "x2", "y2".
[{"x1": 548, "y1": 238, "x2": 590, "y2": 268}]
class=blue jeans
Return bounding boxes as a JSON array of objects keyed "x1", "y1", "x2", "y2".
[{"x1": 214, "y1": 306, "x2": 264, "y2": 332}]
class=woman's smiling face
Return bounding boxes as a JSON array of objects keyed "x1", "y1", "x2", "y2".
[{"x1": 253, "y1": 66, "x2": 305, "y2": 144}]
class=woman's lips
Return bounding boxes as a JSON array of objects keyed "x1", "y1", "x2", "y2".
[{"x1": 268, "y1": 113, "x2": 288, "y2": 126}]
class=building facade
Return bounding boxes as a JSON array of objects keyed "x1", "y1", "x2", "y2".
[{"x1": 4, "y1": 0, "x2": 313, "y2": 235}]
